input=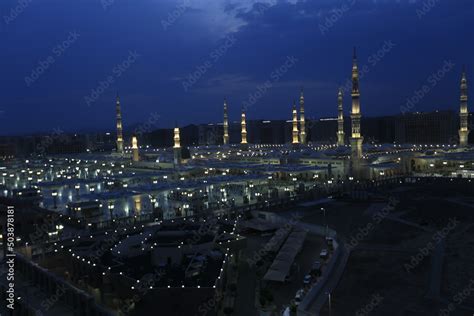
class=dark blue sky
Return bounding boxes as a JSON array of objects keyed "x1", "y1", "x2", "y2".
[{"x1": 1, "y1": 0, "x2": 473, "y2": 135}]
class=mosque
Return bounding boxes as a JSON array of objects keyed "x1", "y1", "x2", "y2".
[{"x1": 113, "y1": 50, "x2": 473, "y2": 181}]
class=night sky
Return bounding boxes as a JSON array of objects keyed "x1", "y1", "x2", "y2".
[{"x1": 1, "y1": 0, "x2": 473, "y2": 135}]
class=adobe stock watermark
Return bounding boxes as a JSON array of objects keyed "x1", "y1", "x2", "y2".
[
  {"x1": 241, "y1": 55, "x2": 299, "y2": 112},
  {"x1": 161, "y1": 0, "x2": 191, "y2": 30},
  {"x1": 35, "y1": 285, "x2": 67, "y2": 315},
  {"x1": 197, "y1": 291, "x2": 224, "y2": 316},
  {"x1": 134, "y1": 113, "x2": 161, "y2": 138},
  {"x1": 182, "y1": 35, "x2": 237, "y2": 92},
  {"x1": 3, "y1": 0, "x2": 33, "y2": 25},
  {"x1": 355, "y1": 293, "x2": 384, "y2": 316},
  {"x1": 29, "y1": 213, "x2": 61, "y2": 244},
  {"x1": 439, "y1": 278, "x2": 474, "y2": 316},
  {"x1": 120, "y1": 269, "x2": 165, "y2": 314},
  {"x1": 35, "y1": 127, "x2": 69, "y2": 155},
  {"x1": 84, "y1": 50, "x2": 140, "y2": 107},
  {"x1": 24, "y1": 31, "x2": 81, "y2": 87},
  {"x1": 401, "y1": 60, "x2": 455, "y2": 114},
  {"x1": 319, "y1": 0, "x2": 356, "y2": 36},
  {"x1": 89, "y1": 221, "x2": 134, "y2": 264},
  {"x1": 100, "y1": 0, "x2": 118, "y2": 10},
  {"x1": 416, "y1": 0, "x2": 441, "y2": 19},
  {"x1": 341, "y1": 40, "x2": 396, "y2": 94},
  {"x1": 404, "y1": 217, "x2": 459, "y2": 273},
  {"x1": 5, "y1": 205, "x2": 15, "y2": 311},
  {"x1": 345, "y1": 197, "x2": 398, "y2": 252}
]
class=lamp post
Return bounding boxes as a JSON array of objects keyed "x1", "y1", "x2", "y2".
[
  {"x1": 75, "y1": 184, "x2": 80, "y2": 196},
  {"x1": 52, "y1": 190, "x2": 58, "y2": 209},
  {"x1": 327, "y1": 291, "x2": 332, "y2": 315},
  {"x1": 150, "y1": 195, "x2": 157, "y2": 211},
  {"x1": 108, "y1": 202, "x2": 114, "y2": 223},
  {"x1": 56, "y1": 224, "x2": 64, "y2": 239}
]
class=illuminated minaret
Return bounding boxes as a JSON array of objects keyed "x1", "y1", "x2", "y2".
[
  {"x1": 459, "y1": 67, "x2": 469, "y2": 147},
  {"x1": 131, "y1": 135, "x2": 139, "y2": 162},
  {"x1": 115, "y1": 94, "x2": 124, "y2": 154},
  {"x1": 241, "y1": 108, "x2": 248, "y2": 150},
  {"x1": 337, "y1": 88, "x2": 345, "y2": 146},
  {"x1": 350, "y1": 48, "x2": 363, "y2": 165},
  {"x1": 173, "y1": 123, "x2": 182, "y2": 165},
  {"x1": 292, "y1": 102, "x2": 299, "y2": 146},
  {"x1": 223, "y1": 98, "x2": 229, "y2": 145},
  {"x1": 134, "y1": 195, "x2": 142, "y2": 215},
  {"x1": 299, "y1": 88, "x2": 306, "y2": 144}
]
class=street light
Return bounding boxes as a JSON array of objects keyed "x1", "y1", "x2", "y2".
[
  {"x1": 327, "y1": 291, "x2": 332, "y2": 315},
  {"x1": 52, "y1": 190, "x2": 58, "y2": 209},
  {"x1": 150, "y1": 195, "x2": 157, "y2": 213},
  {"x1": 108, "y1": 202, "x2": 114, "y2": 222},
  {"x1": 75, "y1": 184, "x2": 80, "y2": 196}
]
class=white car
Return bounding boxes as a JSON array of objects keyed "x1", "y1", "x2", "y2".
[
  {"x1": 320, "y1": 249, "x2": 328, "y2": 259},
  {"x1": 303, "y1": 274, "x2": 312, "y2": 285},
  {"x1": 295, "y1": 288, "x2": 305, "y2": 303}
]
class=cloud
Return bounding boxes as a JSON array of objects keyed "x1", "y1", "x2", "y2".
[
  {"x1": 162, "y1": 0, "x2": 304, "y2": 38},
  {"x1": 161, "y1": 0, "x2": 425, "y2": 39}
]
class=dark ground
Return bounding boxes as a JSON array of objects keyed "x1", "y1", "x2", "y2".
[{"x1": 304, "y1": 179, "x2": 474, "y2": 315}]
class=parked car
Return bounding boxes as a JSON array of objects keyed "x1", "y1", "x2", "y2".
[
  {"x1": 320, "y1": 248, "x2": 328, "y2": 259},
  {"x1": 326, "y1": 237, "x2": 334, "y2": 249},
  {"x1": 303, "y1": 274, "x2": 312, "y2": 285},
  {"x1": 311, "y1": 261, "x2": 322, "y2": 276},
  {"x1": 294, "y1": 289, "x2": 305, "y2": 304}
]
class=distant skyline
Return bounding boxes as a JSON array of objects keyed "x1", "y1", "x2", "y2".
[{"x1": 1, "y1": 0, "x2": 473, "y2": 135}]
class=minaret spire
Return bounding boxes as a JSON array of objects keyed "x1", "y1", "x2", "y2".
[
  {"x1": 223, "y1": 98, "x2": 229, "y2": 145},
  {"x1": 131, "y1": 134, "x2": 139, "y2": 162},
  {"x1": 459, "y1": 67, "x2": 469, "y2": 147},
  {"x1": 350, "y1": 48, "x2": 364, "y2": 177},
  {"x1": 115, "y1": 94, "x2": 124, "y2": 154},
  {"x1": 337, "y1": 88, "x2": 345, "y2": 146},
  {"x1": 241, "y1": 108, "x2": 248, "y2": 150},
  {"x1": 173, "y1": 122, "x2": 181, "y2": 149},
  {"x1": 299, "y1": 88, "x2": 307, "y2": 144},
  {"x1": 173, "y1": 122, "x2": 182, "y2": 165},
  {"x1": 292, "y1": 101, "x2": 299, "y2": 146}
]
